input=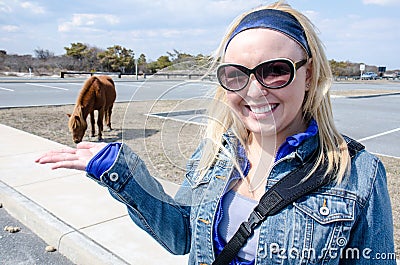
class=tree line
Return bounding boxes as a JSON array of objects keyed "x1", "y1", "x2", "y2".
[
  {"x1": 0, "y1": 43, "x2": 210, "y2": 76},
  {"x1": 0, "y1": 43, "x2": 390, "y2": 77}
]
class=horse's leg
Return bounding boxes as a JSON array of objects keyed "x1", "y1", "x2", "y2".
[
  {"x1": 103, "y1": 107, "x2": 109, "y2": 131},
  {"x1": 97, "y1": 108, "x2": 104, "y2": 140},
  {"x1": 90, "y1": 111, "x2": 95, "y2": 137},
  {"x1": 106, "y1": 105, "x2": 113, "y2": 130}
]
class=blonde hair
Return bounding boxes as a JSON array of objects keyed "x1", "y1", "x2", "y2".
[{"x1": 197, "y1": 1, "x2": 349, "y2": 184}]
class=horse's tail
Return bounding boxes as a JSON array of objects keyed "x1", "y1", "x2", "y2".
[
  {"x1": 100, "y1": 76, "x2": 116, "y2": 106},
  {"x1": 106, "y1": 76, "x2": 115, "y2": 88}
]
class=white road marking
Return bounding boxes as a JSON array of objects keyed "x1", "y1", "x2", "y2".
[
  {"x1": 146, "y1": 113, "x2": 206, "y2": 126},
  {"x1": 0, "y1": 87, "x2": 14, "y2": 91},
  {"x1": 372, "y1": 152, "x2": 400, "y2": 159},
  {"x1": 115, "y1": 83, "x2": 143, "y2": 87},
  {"x1": 357, "y1": 127, "x2": 400, "y2": 142},
  {"x1": 25, "y1": 83, "x2": 69, "y2": 91}
]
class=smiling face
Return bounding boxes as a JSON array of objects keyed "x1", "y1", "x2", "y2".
[{"x1": 224, "y1": 28, "x2": 311, "y2": 145}]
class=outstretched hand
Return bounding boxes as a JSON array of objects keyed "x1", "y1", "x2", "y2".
[{"x1": 35, "y1": 142, "x2": 107, "y2": 170}]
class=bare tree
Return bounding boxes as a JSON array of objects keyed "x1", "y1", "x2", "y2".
[{"x1": 34, "y1": 47, "x2": 54, "y2": 61}]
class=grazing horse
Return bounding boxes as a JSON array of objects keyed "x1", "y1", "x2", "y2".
[{"x1": 68, "y1": 75, "x2": 116, "y2": 143}]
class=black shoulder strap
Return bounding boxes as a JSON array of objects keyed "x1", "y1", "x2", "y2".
[
  {"x1": 342, "y1": 134, "x2": 365, "y2": 158},
  {"x1": 213, "y1": 139, "x2": 364, "y2": 265}
]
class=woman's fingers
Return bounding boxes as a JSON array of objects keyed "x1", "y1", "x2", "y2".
[
  {"x1": 36, "y1": 151, "x2": 87, "y2": 170},
  {"x1": 50, "y1": 160, "x2": 86, "y2": 171},
  {"x1": 35, "y1": 148, "x2": 76, "y2": 163},
  {"x1": 36, "y1": 152, "x2": 75, "y2": 164},
  {"x1": 76, "y1": 141, "x2": 98, "y2": 149},
  {"x1": 35, "y1": 142, "x2": 107, "y2": 171}
]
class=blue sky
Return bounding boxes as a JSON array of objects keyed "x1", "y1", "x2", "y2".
[{"x1": 1, "y1": 0, "x2": 399, "y2": 69}]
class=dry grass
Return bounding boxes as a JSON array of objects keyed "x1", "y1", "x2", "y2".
[
  {"x1": 379, "y1": 156, "x2": 400, "y2": 255},
  {"x1": 0, "y1": 100, "x2": 204, "y2": 181}
]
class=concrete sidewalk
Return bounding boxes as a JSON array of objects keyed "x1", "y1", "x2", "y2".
[{"x1": 0, "y1": 124, "x2": 188, "y2": 264}]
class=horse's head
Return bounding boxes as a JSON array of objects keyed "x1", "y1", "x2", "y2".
[{"x1": 67, "y1": 107, "x2": 87, "y2": 143}]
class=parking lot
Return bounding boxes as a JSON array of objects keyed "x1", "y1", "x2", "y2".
[{"x1": 0, "y1": 79, "x2": 399, "y2": 158}]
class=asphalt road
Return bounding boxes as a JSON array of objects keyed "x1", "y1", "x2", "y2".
[
  {"x1": 1, "y1": 79, "x2": 399, "y2": 158},
  {"x1": 0, "y1": 205, "x2": 75, "y2": 265},
  {"x1": 0, "y1": 79, "x2": 214, "y2": 108},
  {"x1": 332, "y1": 94, "x2": 400, "y2": 158}
]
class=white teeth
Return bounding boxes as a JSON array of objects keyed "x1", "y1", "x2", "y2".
[{"x1": 249, "y1": 104, "x2": 276, "y2": 114}]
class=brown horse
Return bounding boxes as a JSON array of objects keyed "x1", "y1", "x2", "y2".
[{"x1": 68, "y1": 75, "x2": 116, "y2": 143}]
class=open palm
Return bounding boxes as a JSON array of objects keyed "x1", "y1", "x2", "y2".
[{"x1": 35, "y1": 142, "x2": 107, "y2": 170}]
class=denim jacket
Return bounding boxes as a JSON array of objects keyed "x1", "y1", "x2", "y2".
[{"x1": 88, "y1": 132, "x2": 396, "y2": 265}]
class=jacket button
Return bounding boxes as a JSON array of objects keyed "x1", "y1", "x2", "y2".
[
  {"x1": 109, "y1": 172, "x2": 119, "y2": 182},
  {"x1": 319, "y1": 206, "x2": 330, "y2": 216}
]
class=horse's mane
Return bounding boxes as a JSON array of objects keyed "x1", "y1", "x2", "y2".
[
  {"x1": 77, "y1": 76, "x2": 98, "y2": 106},
  {"x1": 69, "y1": 77, "x2": 97, "y2": 131}
]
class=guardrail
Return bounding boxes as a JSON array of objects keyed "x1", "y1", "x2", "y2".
[
  {"x1": 60, "y1": 71, "x2": 215, "y2": 80},
  {"x1": 60, "y1": 71, "x2": 122, "y2": 78},
  {"x1": 148, "y1": 73, "x2": 215, "y2": 80},
  {"x1": 334, "y1": 75, "x2": 400, "y2": 81},
  {"x1": 334, "y1": 76, "x2": 361, "y2": 81}
]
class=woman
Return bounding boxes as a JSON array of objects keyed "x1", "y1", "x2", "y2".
[{"x1": 36, "y1": 1, "x2": 395, "y2": 264}]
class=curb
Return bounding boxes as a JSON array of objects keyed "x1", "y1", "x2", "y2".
[{"x1": 0, "y1": 180, "x2": 129, "y2": 265}]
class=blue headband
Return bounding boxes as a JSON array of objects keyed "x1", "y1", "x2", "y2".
[{"x1": 226, "y1": 9, "x2": 312, "y2": 57}]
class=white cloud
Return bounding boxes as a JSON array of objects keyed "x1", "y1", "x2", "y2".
[
  {"x1": 0, "y1": 2, "x2": 12, "y2": 13},
  {"x1": 362, "y1": 0, "x2": 400, "y2": 5},
  {"x1": 116, "y1": 0, "x2": 261, "y2": 29},
  {"x1": 308, "y1": 12, "x2": 400, "y2": 68},
  {"x1": 20, "y1": 1, "x2": 45, "y2": 14},
  {"x1": 128, "y1": 28, "x2": 207, "y2": 40},
  {"x1": 302, "y1": 10, "x2": 319, "y2": 21},
  {"x1": 58, "y1": 13, "x2": 120, "y2": 32},
  {"x1": 1, "y1": 25, "x2": 19, "y2": 32},
  {"x1": 0, "y1": 0, "x2": 46, "y2": 15},
  {"x1": 2, "y1": 0, "x2": 399, "y2": 68}
]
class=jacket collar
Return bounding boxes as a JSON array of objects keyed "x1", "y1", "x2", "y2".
[{"x1": 222, "y1": 129, "x2": 320, "y2": 164}]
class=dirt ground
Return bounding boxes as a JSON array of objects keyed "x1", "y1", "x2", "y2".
[
  {"x1": 0, "y1": 100, "x2": 204, "y2": 182},
  {"x1": 0, "y1": 93, "x2": 398, "y2": 255}
]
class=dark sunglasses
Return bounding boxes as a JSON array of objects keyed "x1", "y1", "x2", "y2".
[{"x1": 216, "y1": 58, "x2": 308, "y2": 91}]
